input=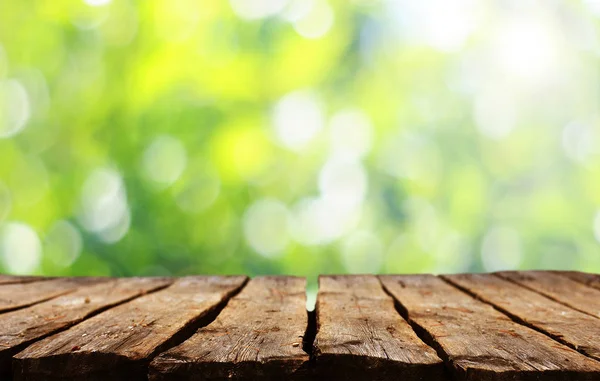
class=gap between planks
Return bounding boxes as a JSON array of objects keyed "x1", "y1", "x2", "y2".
[
  {"x1": 441, "y1": 273, "x2": 600, "y2": 362},
  {"x1": 3, "y1": 273, "x2": 600, "y2": 380},
  {"x1": 379, "y1": 274, "x2": 600, "y2": 380},
  {"x1": 496, "y1": 271, "x2": 600, "y2": 320},
  {"x1": 13, "y1": 276, "x2": 249, "y2": 381}
]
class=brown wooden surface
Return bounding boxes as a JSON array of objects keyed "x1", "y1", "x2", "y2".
[
  {"x1": 443, "y1": 273, "x2": 600, "y2": 361},
  {"x1": 0, "y1": 276, "x2": 49, "y2": 285},
  {"x1": 0, "y1": 277, "x2": 105, "y2": 313},
  {"x1": 1, "y1": 271, "x2": 599, "y2": 380},
  {"x1": 498, "y1": 271, "x2": 600, "y2": 319},
  {"x1": 313, "y1": 275, "x2": 444, "y2": 380},
  {"x1": 0, "y1": 277, "x2": 171, "y2": 376},
  {"x1": 380, "y1": 274, "x2": 600, "y2": 381},
  {"x1": 149, "y1": 276, "x2": 309, "y2": 381},
  {"x1": 13, "y1": 276, "x2": 246, "y2": 381},
  {"x1": 560, "y1": 271, "x2": 600, "y2": 290}
]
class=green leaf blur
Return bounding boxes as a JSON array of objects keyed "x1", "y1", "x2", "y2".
[{"x1": 1, "y1": 0, "x2": 599, "y2": 283}]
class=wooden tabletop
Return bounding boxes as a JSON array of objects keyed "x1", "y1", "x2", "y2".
[{"x1": 1, "y1": 271, "x2": 600, "y2": 380}]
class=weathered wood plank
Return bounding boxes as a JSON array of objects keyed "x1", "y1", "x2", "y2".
[
  {"x1": 380, "y1": 274, "x2": 600, "y2": 381},
  {"x1": 313, "y1": 275, "x2": 445, "y2": 380},
  {"x1": 497, "y1": 271, "x2": 600, "y2": 319},
  {"x1": 557, "y1": 271, "x2": 600, "y2": 291},
  {"x1": 0, "y1": 277, "x2": 106, "y2": 313},
  {"x1": 0, "y1": 277, "x2": 171, "y2": 376},
  {"x1": 0, "y1": 275, "x2": 50, "y2": 285},
  {"x1": 443, "y1": 273, "x2": 600, "y2": 361},
  {"x1": 149, "y1": 276, "x2": 309, "y2": 381},
  {"x1": 13, "y1": 276, "x2": 247, "y2": 381}
]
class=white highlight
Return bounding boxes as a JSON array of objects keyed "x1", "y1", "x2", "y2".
[
  {"x1": 292, "y1": 0, "x2": 334, "y2": 39},
  {"x1": 0, "y1": 79, "x2": 30, "y2": 139},
  {"x1": 493, "y1": 19, "x2": 559, "y2": 82},
  {"x1": 243, "y1": 199, "x2": 290, "y2": 258},
  {"x1": 230, "y1": 0, "x2": 288, "y2": 20},
  {"x1": 473, "y1": 87, "x2": 517, "y2": 140},
  {"x1": 594, "y1": 211, "x2": 600, "y2": 244},
  {"x1": 562, "y1": 121, "x2": 597, "y2": 164},
  {"x1": 79, "y1": 167, "x2": 130, "y2": 243},
  {"x1": 318, "y1": 155, "x2": 367, "y2": 210},
  {"x1": 389, "y1": 0, "x2": 478, "y2": 52},
  {"x1": 45, "y1": 220, "x2": 83, "y2": 267},
  {"x1": 290, "y1": 196, "x2": 360, "y2": 245},
  {"x1": 329, "y1": 108, "x2": 373, "y2": 159},
  {"x1": 585, "y1": 0, "x2": 600, "y2": 17},
  {"x1": 0, "y1": 222, "x2": 42, "y2": 274},
  {"x1": 481, "y1": 226, "x2": 522, "y2": 272},
  {"x1": 272, "y1": 90, "x2": 324, "y2": 151},
  {"x1": 290, "y1": 154, "x2": 366, "y2": 245},
  {"x1": 84, "y1": 0, "x2": 112, "y2": 6},
  {"x1": 142, "y1": 135, "x2": 187, "y2": 188}
]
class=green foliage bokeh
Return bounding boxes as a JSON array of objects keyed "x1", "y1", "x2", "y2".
[{"x1": 1, "y1": 0, "x2": 599, "y2": 285}]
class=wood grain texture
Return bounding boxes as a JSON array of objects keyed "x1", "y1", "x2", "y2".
[
  {"x1": 380, "y1": 274, "x2": 600, "y2": 381},
  {"x1": 149, "y1": 276, "x2": 309, "y2": 381},
  {"x1": 443, "y1": 273, "x2": 600, "y2": 361},
  {"x1": 497, "y1": 271, "x2": 600, "y2": 319},
  {"x1": 13, "y1": 276, "x2": 247, "y2": 381},
  {"x1": 313, "y1": 275, "x2": 445, "y2": 380},
  {"x1": 556, "y1": 271, "x2": 600, "y2": 291},
  {"x1": 0, "y1": 277, "x2": 171, "y2": 376},
  {"x1": 0, "y1": 277, "x2": 106, "y2": 313},
  {"x1": 0, "y1": 275, "x2": 50, "y2": 285}
]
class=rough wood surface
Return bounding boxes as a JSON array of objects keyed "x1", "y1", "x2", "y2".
[
  {"x1": 556, "y1": 271, "x2": 600, "y2": 291},
  {"x1": 13, "y1": 276, "x2": 247, "y2": 381},
  {"x1": 313, "y1": 275, "x2": 445, "y2": 380},
  {"x1": 149, "y1": 276, "x2": 309, "y2": 381},
  {"x1": 0, "y1": 275, "x2": 49, "y2": 285},
  {"x1": 498, "y1": 271, "x2": 600, "y2": 319},
  {"x1": 0, "y1": 277, "x2": 105, "y2": 313},
  {"x1": 443, "y1": 273, "x2": 600, "y2": 361},
  {"x1": 380, "y1": 274, "x2": 600, "y2": 381},
  {"x1": 0, "y1": 277, "x2": 171, "y2": 376}
]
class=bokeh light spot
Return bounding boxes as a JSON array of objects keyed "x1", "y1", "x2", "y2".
[
  {"x1": 318, "y1": 155, "x2": 367, "y2": 210},
  {"x1": 493, "y1": 18, "x2": 560, "y2": 83},
  {"x1": 293, "y1": 0, "x2": 334, "y2": 39},
  {"x1": 0, "y1": 222, "x2": 42, "y2": 274},
  {"x1": 481, "y1": 226, "x2": 522, "y2": 272},
  {"x1": 594, "y1": 211, "x2": 600, "y2": 244},
  {"x1": 142, "y1": 135, "x2": 187, "y2": 188},
  {"x1": 473, "y1": 87, "x2": 517, "y2": 140},
  {"x1": 243, "y1": 199, "x2": 290, "y2": 258},
  {"x1": 79, "y1": 167, "x2": 131, "y2": 243},
  {"x1": 329, "y1": 108, "x2": 373, "y2": 159},
  {"x1": 84, "y1": 0, "x2": 112, "y2": 7},
  {"x1": 272, "y1": 90, "x2": 324, "y2": 151},
  {"x1": 389, "y1": 0, "x2": 478, "y2": 52},
  {"x1": 0, "y1": 79, "x2": 30, "y2": 139},
  {"x1": 562, "y1": 121, "x2": 597, "y2": 164},
  {"x1": 291, "y1": 196, "x2": 360, "y2": 245},
  {"x1": 45, "y1": 220, "x2": 83, "y2": 268},
  {"x1": 230, "y1": 0, "x2": 289, "y2": 20}
]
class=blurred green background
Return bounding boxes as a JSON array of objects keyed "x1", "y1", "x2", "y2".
[{"x1": 1, "y1": 0, "x2": 600, "y2": 294}]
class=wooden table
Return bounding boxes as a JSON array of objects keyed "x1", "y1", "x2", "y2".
[{"x1": 1, "y1": 271, "x2": 600, "y2": 380}]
